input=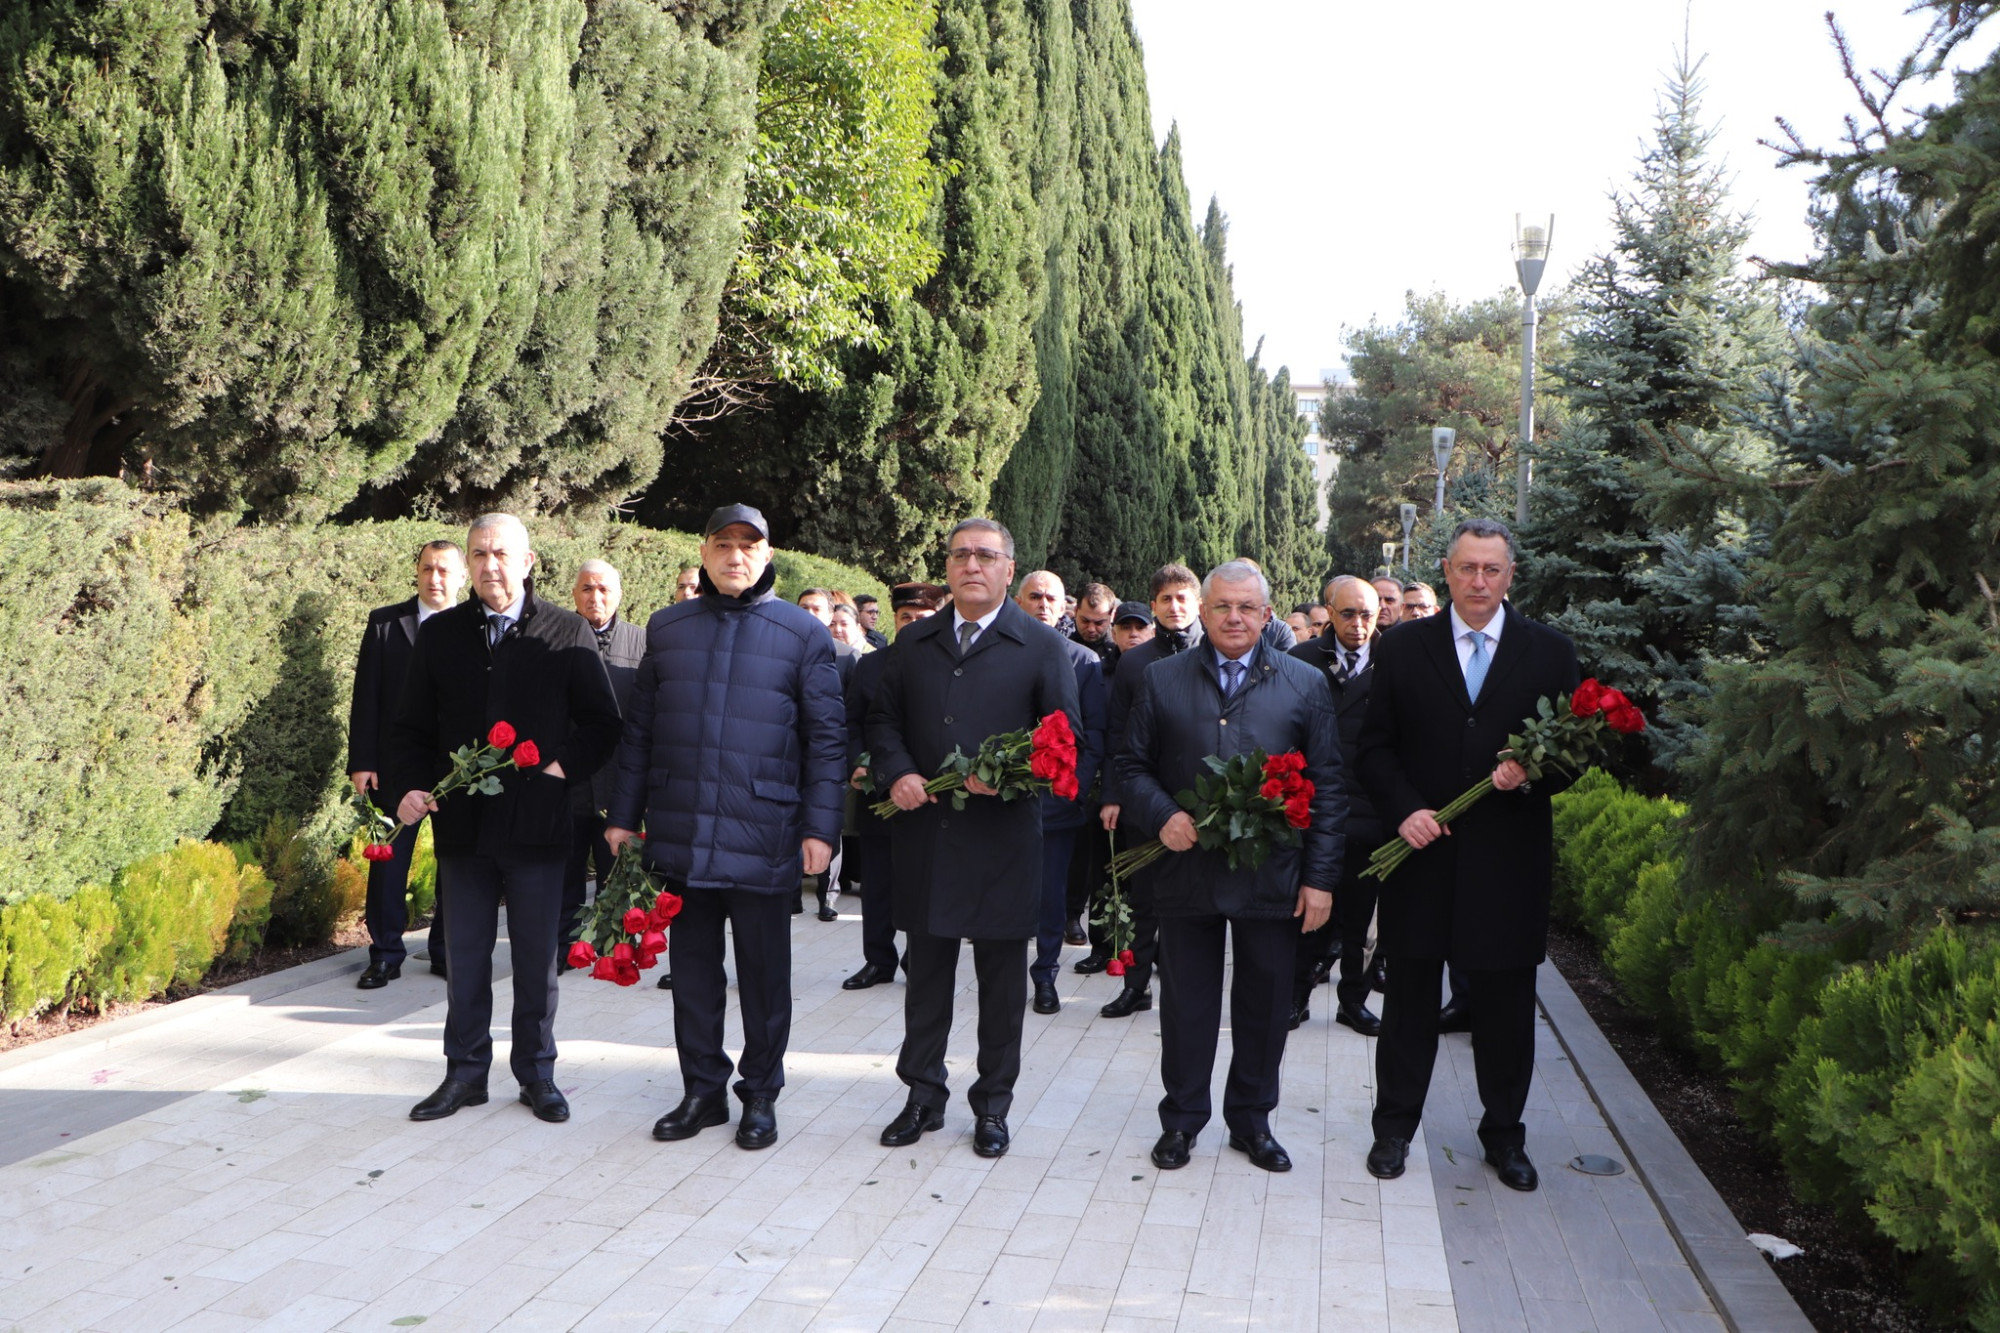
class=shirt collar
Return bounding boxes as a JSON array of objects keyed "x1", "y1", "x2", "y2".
[
  {"x1": 484, "y1": 591, "x2": 527, "y2": 624},
  {"x1": 1449, "y1": 601, "x2": 1504, "y2": 645},
  {"x1": 952, "y1": 603, "x2": 1003, "y2": 636},
  {"x1": 416, "y1": 600, "x2": 445, "y2": 624},
  {"x1": 1210, "y1": 640, "x2": 1258, "y2": 671}
]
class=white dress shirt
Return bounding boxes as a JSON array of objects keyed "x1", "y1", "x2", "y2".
[
  {"x1": 951, "y1": 602, "x2": 1003, "y2": 649},
  {"x1": 1449, "y1": 602, "x2": 1506, "y2": 679}
]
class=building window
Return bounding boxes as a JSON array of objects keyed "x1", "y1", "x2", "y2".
[{"x1": 1302, "y1": 441, "x2": 1318, "y2": 456}]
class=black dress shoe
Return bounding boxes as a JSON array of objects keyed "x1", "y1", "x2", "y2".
[
  {"x1": 972, "y1": 1115, "x2": 1010, "y2": 1158},
  {"x1": 518, "y1": 1079, "x2": 570, "y2": 1123},
  {"x1": 842, "y1": 962, "x2": 894, "y2": 990},
  {"x1": 1286, "y1": 1001, "x2": 1309, "y2": 1031},
  {"x1": 1367, "y1": 956, "x2": 1388, "y2": 993},
  {"x1": 816, "y1": 890, "x2": 838, "y2": 922},
  {"x1": 1099, "y1": 987, "x2": 1152, "y2": 1018},
  {"x1": 358, "y1": 962, "x2": 400, "y2": 990},
  {"x1": 736, "y1": 1096, "x2": 777, "y2": 1150},
  {"x1": 429, "y1": 960, "x2": 448, "y2": 979},
  {"x1": 1367, "y1": 1135, "x2": 1410, "y2": 1179},
  {"x1": 1073, "y1": 953, "x2": 1110, "y2": 975},
  {"x1": 652, "y1": 1094, "x2": 729, "y2": 1141},
  {"x1": 1486, "y1": 1144, "x2": 1539, "y2": 1191},
  {"x1": 879, "y1": 1100, "x2": 944, "y2": 1147},
  {"x1": 1064, "y1": 926, "x2": 1089, "y2": 946},
  {"x1": 1227, "y1": 1130, "x2": 1291, "y2": 1172},
  {"x1": 655, "y1": 972, "x2": 673, "y2": 990},
  {"x1": 410, "y1": 1078, "x2": 487, "y2": 1121},
  {"x1": 1310, "y1": 956, "x2": 1335, "y2": 987},
  {"x1": 1033, "y1": 981, "x2": 1061, "y2": 1014},
  {"x1": 1335, "y1": 1001, "x2": 1384, "y2": 1037},
  {"x1": 1437, "y1": 1001, "x2": 1472, "y2": 1034},
  {"x1": 1150, "y1": 1130, "x2": 1194, "y2": 1170}
]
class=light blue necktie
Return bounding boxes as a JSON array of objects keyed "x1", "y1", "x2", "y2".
[
  {"x1": 1464, "y1": 631, "x2": 1489, "y2": 702},
  {"x1": 1222, "y1": 659, "x2": 1244, "y2": 698}
]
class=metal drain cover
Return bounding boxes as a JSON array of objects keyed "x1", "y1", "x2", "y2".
[{"x1": 1570, "y1": 1154, "x2": 1626, "y2": 1176}]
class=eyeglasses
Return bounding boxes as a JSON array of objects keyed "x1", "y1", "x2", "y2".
[
  {"x1": 1332, "y1": 608, "x2": 1375, "y2": 620},
  {"x1": 1449, "y1": 563, "x2": 1510, "y2": 581},
  {"x1": 948, "y1": 547, "x2": 1009, "y2": 566}
]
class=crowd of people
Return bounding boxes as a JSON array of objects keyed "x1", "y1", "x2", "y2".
[{"x1": 347, "y1": 505, "x2": 1577, "y2": 1194}]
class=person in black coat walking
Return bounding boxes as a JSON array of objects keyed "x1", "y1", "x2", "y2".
[
  {"x1": 563, "y1": 559, "x2": 647, "y2": 960},
  {"x1": 1356, "y1": 519, "x2": 1581, "y2": 1193},
  {"x1": 1114, "y1": 561, "x2": 1345, "y2": 1173},
  {"x1": 866, "y1": 518, "x2": 1080, "y2": 1159},
  {"x1": 387, "y1": 514, "x2": 623, "y2": 1126},
  {"x1": 348, "y1": 540, "x2": 465, "y2": 987}
]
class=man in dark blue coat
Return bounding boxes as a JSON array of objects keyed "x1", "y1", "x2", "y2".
[
  {"x1": 1013, "y1": 570, "x2": 1107, "y2": 1016},
  {"x1": 349, "y1": 539, "x2": 464, "y2": 988},
  {"x1": 1114, "y1": 561, "x2": 1345, "y2": 1174},
  {"x1": 605, "y1": 504, "x2": 846, "y2": 1151},
  {"x1": 866, "y1": 518, "x2": 1080, "y2": 1159}
]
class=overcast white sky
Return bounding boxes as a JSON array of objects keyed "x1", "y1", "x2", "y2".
[{"x1": 1127, "y1": 0, "x2": 1998, "y2": 383}]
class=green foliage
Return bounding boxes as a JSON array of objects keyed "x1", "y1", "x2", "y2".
[
  {"x1": 1550, "y1": 769, "x2": 1623, "y2": 917},
  {"x1": 1560, "y1": 788, "x2": 1685, "y2": 940},
  {"x1": 256, "y1": 815, "x2": 339, "y2": 951},
  {"x1": 223, "y1": 862, "x2": 273, "y2": 966},
  {"x1": 407, "y1": 821, "x2": 438, "y2": 921},
  {"x1": 1, "y1": 884, "x2": 115, "y2": 1022},
  {"x1": 87, "y1": 841, "x2": 241, "y2": 1005},
  {"x1": 1688, "y1": 939, "x2": 1843, "y2": 1130}
]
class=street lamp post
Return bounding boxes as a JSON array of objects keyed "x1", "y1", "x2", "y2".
[
  {"x1": 1513, "y1": 214, "x2": 1553, "y2": 525},
  {"x1": 1380, "y1": 541, "x2": 1399, "y2": 580},
  {"x1": 1398, "y1": 503, "x2": 1417, "y2": 573},
  {"x1": 1431, "y1": 427, "x2": 1457, "y2": 515}
]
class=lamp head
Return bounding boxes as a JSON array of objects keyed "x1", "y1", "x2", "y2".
[
  {"x1": 1514, "y1": 213, "x2": 1554, "y2": 296},
  {"x1": 1431, "y1": 426, "x2": 1457, "y2": 475}
]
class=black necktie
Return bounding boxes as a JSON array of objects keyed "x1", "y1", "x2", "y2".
[
  {"x1": 487, "y1": 614, "x2": 512, "y2": 648},
  {"x1": 1334, "y1": 648, "x2": 1357, "y2": 685}
]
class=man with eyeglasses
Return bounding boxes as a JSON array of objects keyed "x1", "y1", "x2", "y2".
[
  {"x1": 1287, "y1": 575, "x2": 1385, "y2": 1036},
  {"x1": 1401, "y1": 582, "x2": 1440, "y2": 619},
  {"x1": 1356, "y1": 518, "x2": 1580, "y2": 1194},
  {"x1": 867, "y1": 519, "x2": 1080, "y2": 1159}
]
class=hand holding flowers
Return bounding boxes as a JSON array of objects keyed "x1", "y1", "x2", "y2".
[
  {"x1": 871, "y1": 712, "x2": 1079, "y2": 817},
  {"x1": 355, "y1": 720, "x2": 543, "y2": 860}
]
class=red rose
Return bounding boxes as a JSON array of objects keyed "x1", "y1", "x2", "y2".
[
  {"x1": 362, "y1": 843, "x2": 389, "y2": 862},
  {"x1": 1284, "y1": 794, "x2": 1311, "y2": 829},
  {"x1": 1119, "y1": 949, "x2": 1134, "y2": 965},
  {"x1": 1106, "y1": 958, "x2": 1126, "y2": 977},
  {"x1": 1606, "y1": 704, "x2": 1647, "y2": 734},
  {"x1": 1597, "y1": 688, "x2": 1630, "y2": 714},
  {"x1": 1031, "y1": 750, "x2": 1062, "y2": 780},
  {"x1": 591, "y1": 956, "x2": 618, "y2": 981},
  {"x1": 654, "y1": 891, "x2": 683, "y2": 921},
  {"x1": 613, "y1": 958, "x2": 640, "y2": 986},
  {"x1": 1053, "y1": 770, "x2": 1079, "y2": 802},
  {"x1": 637, "y1": 830, "x2": 647, "y2": 840},
  {"x1": 566, "y1": 940, "x2": 597, "y2": 968},
  {"x1": 487, "y1": 721, "x2": 517, "y2": 749},
  {"x1": 512, "y1": 739, "x2": 541, "y2": 769},
  {"x1": 645, "y1": 904, "x2": 673, "y2": 931},
  {"x1": 611, "y1": 941, "x2": 634, "y2": 962},
  {"x1": 1570, "y1": 679, "x2": 1605, "y2": 717},
  {"x1": 1260, "y1": 778, "x2": 1286, "y2": 801},
  {"x1": 621, "y1": 907, "x2": 648, "y2": 934},
  {"x1": 1034, "y1": 712, "x2": 1074, "y2": 747},
  {"x1": 640, "y1": 930, "x2": 667, "y2": 957}
]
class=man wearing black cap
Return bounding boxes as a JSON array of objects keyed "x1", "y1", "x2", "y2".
[{"x1": 605, "y1": 504, "x2": 847, "y2": 1151}]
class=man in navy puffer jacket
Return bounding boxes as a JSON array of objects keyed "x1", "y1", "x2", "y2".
[{"x1": 606, "y1": 504, "x2": 846, "y2": 1151}]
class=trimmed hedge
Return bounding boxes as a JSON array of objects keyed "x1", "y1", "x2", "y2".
[
  {"x1": 0, "y1": 480, "x2": 887, "y2": 902},
  {"x1": 1553, "y1": 776, "x2": 2000, "y2": 1328}
]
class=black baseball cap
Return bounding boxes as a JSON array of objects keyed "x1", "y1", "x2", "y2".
[
  {"x1": 1113, "y1": 600, "x2": 1152, "y2": 625},
  {"x1": 703, "y1": 503, "x2": 769, "y2": 540}
]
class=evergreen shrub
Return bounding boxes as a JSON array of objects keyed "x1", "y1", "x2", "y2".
[
  {"x1": 0, "y1": 885, "x2": 116, "y2": 1022},
  {"x1": 86, "y1": 842, "x2": 242, "y2": 1005},
  {"x1": 222, "y1": 863, "x2": 274, "y2": 967},
  {"x1": 1602, "y1": 857, "x2": 1687, "y2": 1018},
  {"x1": 256, "y1": 816, "x2": 340, "y2": 951}
]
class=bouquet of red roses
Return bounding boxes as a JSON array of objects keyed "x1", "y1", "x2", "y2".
[
  {"x1": 354, "y1": 720, "x2": 540, "y2": 862},
  {"x1": 871, "y1": 711, "x2": 1078, "y2": 816},
  {"x1": 1108, "y1": 749, "x2": 1314, "y2": 877},
  {"x1": 567, "y1": 837, "x2": 682, "y2": 985},
  {"x1": 1361, "y1": 677, "x2": 1646, "y2": 881}
]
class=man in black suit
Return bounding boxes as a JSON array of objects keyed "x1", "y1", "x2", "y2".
[
  {"x1": 867, "y1": 517, "x2": 1080, "y2": 1159},
  {"x1": 349, "y1": 540, "x2": 465, "y2": 989},
  {"x1": 1114, "y1": 561, "x2": 1344, "y2": 1173},
  {"x1": 1090, "y1": 564, "x2": 1203, "y2": 1009},
  {"x1": 563, "y1": 559, "x2": 647, "y2": 961},
  {"x1": 1287, "y1": 575, "x2": 1385, "y2": 1035},
  {"x1": 1357, "y1": 518, "x2": 1581, "y2": 1192},
  {"x1": 388, "y1": 513, "x2": 623, "y2": 1125}
]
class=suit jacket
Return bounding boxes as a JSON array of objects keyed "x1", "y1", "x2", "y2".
[
  {"x1": 347, "y1": 598, "x2": 421, "y2": 775},
  {"x1": 865, "y1": 599, "x2": 1081, "y2": 939},
  {"x1": 1288, "y1": 637, "x2": 1383, "y2": 847},
  {"x1": 1113, "y1": 644, "x2": 1345, "y2": 919},
  {"x1": 1355, "y1": 602, "x2": 1580, "y2": 968},
  {"x1": 387, "y1": 590, "x2": 623, "y2": 862},
  {"x1": 580, "y1": 616, "x2": 647, "y2": 814}
]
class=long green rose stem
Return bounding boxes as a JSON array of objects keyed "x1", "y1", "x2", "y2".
[{"x1": 1364, "y1": 776, "x2": 1497, "y2": 880}]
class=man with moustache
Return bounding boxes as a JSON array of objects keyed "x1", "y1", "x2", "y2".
[
  {"x1": 389, "y1": 515, "x2": 622, "y2": 1124},
  {"x1": 1115, "y1": 561, "x2": 1343, "y2": 1172},
  {"x1": 867, "y1": 519, "x2": 1079, "y2": 1158},
  {"x1": 605, "y1": 505, "x2": 846, "y2": 1150},
  {"x1": 1358, "y1": 518, "x2": 1581, "y2": 1192},
  {"x1": 563, "y1": 560, "x2": 646, "y2": 964},
  {"x1": 350, "y1": 540, "x2": 466, "y2": 988}
]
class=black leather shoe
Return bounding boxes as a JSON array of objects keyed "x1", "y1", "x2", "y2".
[
  {"x1": 1150, "y1": 1130, "x2": 1194, "y2": 1170},
  {"x1": 518, "y1": 1079, "x2": 570, "y2": 1123},
  {"x1": 1366, "y1": 1135, "x2": 1410, "y2": 1179},
  {"x1": 879, "y1": 1101, "x2": 944, "y2": 1147},
  {"x1": 1227, "y1": 1130, "x2": 1291, "y2": 1172},
  {"x1": 736, "y1": 1096, "x2": 777, "y2": 1150},
  {"x1": 1099, "y1": 987, "x2": 1152, "y2": 1018},
  {"x1": 358, "y1": 962, "x2": 400, "y2": 990},
  {"x1": 655, "y1": 972, "x2": 673, "y2": 990},
  {"x1": 429, "y1": 960, "x2": 447, "y2": 979},
  {"x1": 1064, "y1": 925, "x2": 1089, "y2": 946},
  {"x1": 652, "y1": 1094, "x2": 729, "y2": 1141},
  {"x1": 842, "y1": 962, "x2": 894, "y2": 990},
  {"x1": 1367, "y1": 956, "x2": 1388, "y2": 993},
  {"x1": 1033, "y1": 981, "x2": 1061, "y2": 1014},
  {"x1": 1073, "y1": 952, "x2": 1109, "y2": 975},
  {"x1": 410, "y1": 1078, "x2": 487, "y2": 1121},
  {"x1": 1335, "y1": 1001, "x2": 1384, "y2": 1037},
  {"x1": 1310, "y1": 956, "x2": 1335, "y2": 987},
  {"x1": 1486, "y1": 1144, "x2": 1539, "y2": 1192},
  {"x1": 1287, "y1": 1001, "x2": 1309, "y2": 1031},
  {"x1": 1437, "y1": 1001, "x2": 1472, "y2": 1034},
  {"x1": 972, "y1": 1115, "x2": 1010, "y2": 1158},
  {"x1": 816, "y1": 890, "x2": 838, "y2": 922}
]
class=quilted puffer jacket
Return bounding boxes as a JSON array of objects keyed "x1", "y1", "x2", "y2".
[{"x1": 605, "y1": 564, "x2": 847, "y2": 892}]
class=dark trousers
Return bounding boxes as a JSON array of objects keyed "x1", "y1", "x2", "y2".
[
  {"x1": 1031, "y1": 827, "x2": 1079, "y2": 984},
  {"x1": 1121, "y1": 870, "x2": 1163, "y2": 990},
  {"x1": 857, "y1": 835, "x2": 899, "y2": 972},
  {"x1": 898, "y1": 931, "x2": 1027, "y2": 1118},
  {"x1": 1372, "y1": 957, "x2": 1538, "y2": 1151},
  {"x1": 1156, "y1": 914, "x2": 1297, "y2": 1136},
  {"x1": 1294, "y1": 843, "x2": 1378, "y2": 1008},
  {"x1": 561, "y1": 813, "x2": 612, "y2": 949},
  {"x1": 363, "y1": 827, "x2": 445, "y2": 968},
  {"x1": 437, "y1": 855, "x2": 562, "y2": 1086},
  {"x1": 1067, "y1": 814, "x2": 1107, "y2": 924},
  {"x1": 669, "y1": 885, "x2": 792, "y2": 1103}
]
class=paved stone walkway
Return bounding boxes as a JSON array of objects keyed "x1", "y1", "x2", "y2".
[{"x1": 0, "y1": 906, "x2": 1791, "y2": 1332}]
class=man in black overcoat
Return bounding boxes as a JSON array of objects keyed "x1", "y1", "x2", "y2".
[
  {"x1": 388, "y1": 513, "x2": 622, "y2": 1126},
  {"x1": 866, "y1": 517, "x2": 1080, "y2": 1159},
  {"x1": 1114, "y1": 561, "x2": 1344, "y2": 1173},
  {"x1": 349, "y1": 540, "x2": 464, "y2": 988},
  {"x1": 563, "y1": 559, "x2": 647, "y2": 961},
  {"x1": 1356, "y1": 518, "x2": 1581, "y2": 1192}
]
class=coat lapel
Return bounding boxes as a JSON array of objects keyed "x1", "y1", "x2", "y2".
[
  {"x1": 958, "y1": 602, "x2": 1028, "y2": 665},
  {"x1": 397, "y1": 598, "x2": 420, "y2": 647},
  {"x1": 1475, "y1": 602, "x2": 1531, "y2": 705},
  {"x1": 1416, "y1": 616, "x2": 1474, "y2": 713}
]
